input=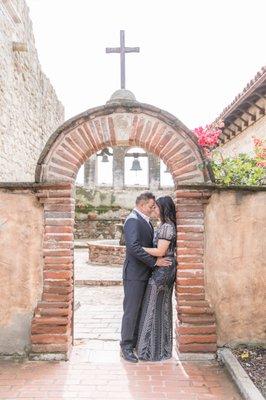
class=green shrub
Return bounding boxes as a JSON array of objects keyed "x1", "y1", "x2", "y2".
[{"x1": 205, "y1": 152, "x2": 265, "y2": 186}]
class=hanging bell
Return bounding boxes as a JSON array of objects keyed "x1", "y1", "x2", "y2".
[
  {"x1": 101, "y1": 154, "x2": 109, "y2": 162},
  {"x1": 130, "y1": 158, "x2": 142, "y2": 171}
]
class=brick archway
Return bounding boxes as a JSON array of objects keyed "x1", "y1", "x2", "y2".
[
  {"x1": 36, "y1": 103, "x2": 210, "y2": 183},
  {"x1": 30, "y1": 101, "x2": 217, "y2": 360}
]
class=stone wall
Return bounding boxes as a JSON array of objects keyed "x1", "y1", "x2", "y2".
[
  {"x1": 0, "y1": 189, "x2": 43, "y2": 356},
  {"x1": 0, "y1": 0, "x2": 64, "y2": 182},
  {"x1": 88, "y1": 240, "x2": 126, "y2": 266},
  {"x1": 205, "y1": 189, "x2": 266, "y2": 346},
  {"x1": 75, "y1": 186, "x2": 175, "y2": 239},
  {"x1": 75, "y1": 219, "x2": 121, "y2": 240}
]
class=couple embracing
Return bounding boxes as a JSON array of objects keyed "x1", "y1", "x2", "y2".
[{"x1": 120, "y1": 192, "x2": 177, "y2": 363}]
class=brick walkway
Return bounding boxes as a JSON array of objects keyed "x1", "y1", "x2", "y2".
[{"x1": 0, "y1": 250, "x2": 242, "y2": 399}]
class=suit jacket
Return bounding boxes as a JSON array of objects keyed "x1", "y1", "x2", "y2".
[{"x1": 123, "y1": 210, "x2": 156, "y2": 281}]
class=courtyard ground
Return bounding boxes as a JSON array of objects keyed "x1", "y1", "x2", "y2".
[{"x1": 0, "y1": 249, "x2": 242, "y2": 399}]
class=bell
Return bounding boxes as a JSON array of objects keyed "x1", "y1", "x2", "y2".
[
  {"x1": 130, "y1": 158, "x2": 142, "y2": 171},
  {"x1": 101, "y1": 154, "x2": 109, "y2": 162}
]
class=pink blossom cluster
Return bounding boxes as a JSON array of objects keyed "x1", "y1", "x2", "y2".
[
  {"x1": 253, "y1": 137, "x2": 266, "y2": 168},
  {"x1": 193, "y1": 125, "x2": 222, "y2": 149}
]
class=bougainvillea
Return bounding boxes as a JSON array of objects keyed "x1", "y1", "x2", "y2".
[
  {"x1": 193, "y1": 122, "x2": 265, "y2": 186},
  {"x1": 193, "y1": 124, "x2": 223, "y2": 149},
  {"x1": 253, "y1": 137, "x2": 266, "y2": 168}
]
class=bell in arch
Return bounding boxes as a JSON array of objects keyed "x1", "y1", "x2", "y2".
[
  {"x1": 130, "y1": 154, "x2": 142, "y2": 171},
  {"x1": 97, "y1": 148, "x2": 112, "y2": 162},
  {"x1": 101, "y1": 154, "x2": 109, "y2": 163}
]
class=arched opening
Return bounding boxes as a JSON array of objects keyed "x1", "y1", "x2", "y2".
[
  {"x1": 30, "y1": 98, "x2": 217, "y2": 360},
  {"x1": 96, "y1": 148, "x2": 114, "y2": 186},
  {"x1": 124, "y1": 147, "x2": 148, "y2": 187}
]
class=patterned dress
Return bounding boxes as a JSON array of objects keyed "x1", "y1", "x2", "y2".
[{"x1": 136, "y1": 222, "x2": 177, "y2": 361}]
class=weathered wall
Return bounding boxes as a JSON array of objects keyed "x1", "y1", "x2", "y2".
[
  {"x1": 216, "y1": 115, "x2": 266, "y2": 157},
  {"x1": 88, "y1": 240, "x2": 126, "y2": 266},
  {"x1": 205, "y1": 190, "x2": 266, "y2": 346},
  {"x1": 0, "y1": 0, "x2": 64, "y2": 182},
  {"x1": 0, "y1": 190, "x2": 43, "y2": 355}
]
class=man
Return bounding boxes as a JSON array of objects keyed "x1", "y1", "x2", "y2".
[{"x1": 120, "y1": 192, "x2": 171, "y2": 363}]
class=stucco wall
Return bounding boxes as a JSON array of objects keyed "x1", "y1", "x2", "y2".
[
  {"x1": 0, "y1": 0, "x2": 64, "y2": 182},
  {"x1": 0, "y1": 190, "x2": 43, "y2": 355},
  {"x1": 217, "y1": 115, "x2": 266, "y2": 158},
  {"x1": 205, "y1": 190, "x2": 266, "y2": 346}
]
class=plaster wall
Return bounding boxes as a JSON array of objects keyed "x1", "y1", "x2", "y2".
[
  {"x1": 205, "y1": 190, "x2": 266, "y2": 346},
  {"x1": 0, "y1": 190, "x2": 43, "y2": 355},
  {"x1": 216, "y1": 116, "x2": 266, "y2": 158}
]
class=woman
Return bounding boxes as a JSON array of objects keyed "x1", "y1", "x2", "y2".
[{"x1": 136, "y1": 195, "x2": 177, "y2": 361}]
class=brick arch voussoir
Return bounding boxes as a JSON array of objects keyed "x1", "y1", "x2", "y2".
[{"x1": 36, "y1": 103, "x2": 211, "y2": 184}]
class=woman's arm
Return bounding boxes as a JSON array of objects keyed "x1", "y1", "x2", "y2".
[{"x1": 143, "y1": 239, "x2": 170, "y2": 257}]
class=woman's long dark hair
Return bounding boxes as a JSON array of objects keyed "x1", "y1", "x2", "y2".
[{"x1": 156, "y1": 196, "x2": 176, "y2": 225}]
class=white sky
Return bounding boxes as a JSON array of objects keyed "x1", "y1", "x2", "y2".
[{"x1": 27, "y1": 0, "x2": 265, "y2": 185}]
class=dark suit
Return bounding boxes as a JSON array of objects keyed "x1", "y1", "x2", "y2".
[{"x1": 120, "y1": 210, "x2": 156, "y2": 350}]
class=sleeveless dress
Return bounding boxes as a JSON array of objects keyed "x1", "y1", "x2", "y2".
[{"x1": 136, "y1": 222, "x2": 177, "y2": 361}]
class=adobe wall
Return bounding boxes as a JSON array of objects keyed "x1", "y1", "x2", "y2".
[
  {"x1": 205, "y1": 189, "x2": 266, "y2": 346},
  {"x1": 217, "y1": 115, "x2": 266, "y2": 157},
  {"x1": 0, "y1": 189, "x2": 43, "y2": 355}
]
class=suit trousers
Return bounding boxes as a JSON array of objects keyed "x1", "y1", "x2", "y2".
[{"x1": 120, "y1": 279, "x2": 148, "y2": 350}]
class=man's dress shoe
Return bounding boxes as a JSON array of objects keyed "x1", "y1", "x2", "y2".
[{"x1": 120, "y1": 348, "x2": 138, "y2": 363}]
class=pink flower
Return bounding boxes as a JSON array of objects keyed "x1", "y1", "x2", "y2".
[
  {"x1": 253, "y1": 137, "x2": 263, "y2": 147},
  {"x1": 256, "y1": 160, "x2": 266, "y2": 168},
  {"x1": 193, "y1": 124, "x2": 221, "y2": 152}
]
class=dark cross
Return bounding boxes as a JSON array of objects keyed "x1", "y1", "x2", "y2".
[{"x1": 106, "y1": 30, "x2": 140, "y2": 89}]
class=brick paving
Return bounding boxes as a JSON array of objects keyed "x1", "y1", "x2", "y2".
[{"x1": 0, "y1": 250, "x2": 242, "y2": 399}]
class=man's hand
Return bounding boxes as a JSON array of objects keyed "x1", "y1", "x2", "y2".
[{"x1": 156, "y1": 257, "x2": 172, "y2": 267}]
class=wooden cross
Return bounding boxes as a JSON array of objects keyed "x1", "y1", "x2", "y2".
[{"x1": 106, "y1": 30, "x2": 140, "y2": 89}]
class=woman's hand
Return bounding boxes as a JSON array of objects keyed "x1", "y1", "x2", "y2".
[{"x1": 156, "y1": 257, "x2": 172, "y2": 267}]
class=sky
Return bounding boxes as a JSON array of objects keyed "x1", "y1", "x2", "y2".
[{"x1": 27, "y1": 0, "x2": 265, "y2": 185}]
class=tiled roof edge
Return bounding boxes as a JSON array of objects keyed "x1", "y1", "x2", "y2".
[{"x1": 215, "y1": 66, "x2": 266, "y2": 122}]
